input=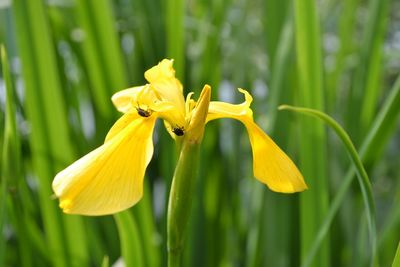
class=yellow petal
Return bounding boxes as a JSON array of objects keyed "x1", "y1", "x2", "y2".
[
  {"x1": 104, "y1": 112, "x2": 139, "y2": 142},
  {"x1": 111, "y1": 86, "x2": 146, "y2": 113},
  {"x1": 111, "y1": 84, "x2": 161, "y2": 115},
  {"x1": 242, "y1": 117, "x2": 307, "y2": 192},
  {"x1": 186, "y1": 85, "x2": 211, "y2": 143},
  {"x1": 206, "y1": 88, "x2": 253, "y2": 122},
  {"x1": 144, "y1": 59, "x2": 178, "y2": 83},
  {"x1": 144, "y1": 59, "x2": 185, "y2": 125},
  {"x1": 52, "y1": 116, "x2": 157, "y2": 215},
  {"x1": 207, "y1": 88, "x2": 307, "y2": 193}
]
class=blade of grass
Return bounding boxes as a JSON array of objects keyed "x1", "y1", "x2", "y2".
[
  {"x1": 378, "y1": 181, "x2": 400, "y2": 262},
  {"x1": 293, "y1": 0, "x2": 329, "y2": 266},
  {"x1": 114, "y1": 211, "x2": 144, "y2": 267},
  {"x1": 279, "y1": 105, "x2": 377, "y2": 266},
  {"x1": 266, "y1": 13, "x2": 293, "y2": 131},
  {"x1": 265, "y1": 0, "x2": 290, "y2": 68},
  {"x1": 247, "y1": 7, "x2": 297, "y2": 267},
  {"x1": 74, "y1": 0, "x2": 127, "y2": 135},
  {"x1": 361, "y1": 75, "x2": 400, "y2": 165},
  {"x1": 12, "y1": 2, "x2": 68, "y2": 266},
  {"x1": 132, "y1": 183, "x2": 161, "y2": 267},
  {"x1": 326, "y1": 0, "x2": 359, "y2": 111},
  {"x1": 101, "y1": 256, "x2": 109, "y2": 267},
  {"x1": 166, "y1": 0, "x2": 185, "y2": 79},
  {"x1": 358, "y1": 0, "x2": 390, "y2": 139},
  {"x1": 0, "y1": 45, "x2": 21, "y2": 267},
  {"x1": 1, "y1": 43, "x2": 38, "y2": 267},
  {"x1": 290, "y1": 73, "x2": 400, "y2": 267},
  {"x1": 86, "y1": 0, "x2": 126, "y2": 92},
  {"x1": 12, "y1": 1, "x2": 89, "y2": 266},
  {"x1": 346, "y1": 0, "x2": 390, "y2": 144},
  {"x1": 392, "y1": 242, "x2": 400, "y2": 267}
]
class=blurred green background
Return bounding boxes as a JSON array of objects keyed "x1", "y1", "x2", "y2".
[{"x1": 0, "y1": 0, "x2": 400, "y2": 266}]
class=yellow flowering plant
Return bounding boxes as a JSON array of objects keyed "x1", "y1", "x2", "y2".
[
  {"x1": 52, "y1": 59, "x2": 307, "y2": 216},
  {"x1": 52, "y1": 59, "x2": 307, "y2": 265}
]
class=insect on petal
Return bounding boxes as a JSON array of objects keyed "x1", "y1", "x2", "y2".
[
  {"x1": 111, "y1": 85, "x2": 146, "y2": 113},
  {"x1": 52, "y1": 116, "x2": 157, "y2": 215}
]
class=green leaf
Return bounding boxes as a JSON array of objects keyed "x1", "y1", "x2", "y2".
[
  {"x1": 279, "y1": 105, "x2": 377, "y2": 266},
  {"x1": 114, "y1": 211, "x2": 144, "y2": 267},
  {"x1": 1, "y1": 44, "x2": 20, "y2": 267},
  {"x1": 293, "y1": 0, "x2": 329, "y2": 265},
  {"x1": 392, "y1": 242, "x2": 400, "y2": 267}
]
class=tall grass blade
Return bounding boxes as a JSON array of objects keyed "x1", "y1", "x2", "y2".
[
  {"x1": 166, "y1": 0, "x2": 185, "y2": 79},
  {"x1": 74, "y1": 0, "x2": 127, "y2": 128},
  {"x1": 346, "y1": 0, "x2": 390, "y2": 144},
  {"x1": 392, "y1": 242, "x2": 400, "y2": 267},
  {"x1": 361, "y1": 75, "x2": 400, "y2": 165},
  {"x1": 0, "y1": 45, "x2": 20, "y2": 266},
  {"x1": 12, "y1": 0, "x2": 89, "y2": 266},
  {"x1": 293, "y1": 0, "x2": 329, "y2": 266},
  {"x1": 290, "y1": 73, "x2": 400, "y2": 267},
  {"x1": 326, "y1": 0, "x2": 359, "y2": 111},
  {"x1": 132, "y1": 185, "x2": 160, "y2": 267},
  {"x1": 247, "y1": 9, "x2": 297, "y2": 267},
  {"x1": 279, "y1": 105, "x2": 378, "y2": 266},
  {"x1": 114, "y1": 211, "x2": 144, "y2": 267}
]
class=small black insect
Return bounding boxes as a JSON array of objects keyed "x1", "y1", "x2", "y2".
[
  {"x1": 136, "y1": 107, "x2": 151, "y2": 117},
  {"x1": 172, "y1": 126, "x2": 184, "y2": 136}
]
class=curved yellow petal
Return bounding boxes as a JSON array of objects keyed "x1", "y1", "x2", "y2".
[
  {"x1": 112, "y1": 84, "x2": 161, "y2": 115},
  {"x1": 111, "y1": 86, "x2": 146, "y2": 113},
  {"x1": 52, "y1": 116, "x2": 157, "y2": 215},
  {"x1": 186, "y1": 85, "x2": 211, "y2": 143},
  {"x1": 207, "y1": 88, "x2": 307, "y2": 193},
  {"x1": 144, "y1": 59, "x2": 185, "y2": 125},
  {"x1": 242, "y1": 118, "x2": 307, "y2": 192},
  {"x1": 206, "y1": 88, "x2": 253, "y2": 122},
  {"x1": 144, "y1": 59, "x2": 179, "y2": 84},
  {"x1": 104, "y1": 112, "x2": 140, "y2": 142}
]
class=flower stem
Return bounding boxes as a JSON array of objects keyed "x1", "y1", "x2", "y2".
[
  {"x1": 166, "y1": 85, "x2": 210, "y2": 267},
  {"x1": 167, "y1": 141, "x2": 200, "y2": 267}
]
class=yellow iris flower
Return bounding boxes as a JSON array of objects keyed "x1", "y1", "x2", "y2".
[{"x1": 52, "y1": 59, "x2": 307, "y2": 216}]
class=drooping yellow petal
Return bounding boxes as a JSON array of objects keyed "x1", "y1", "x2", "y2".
[
  {"x1": 144, "y1": 59, "x2": 186, "y2": 126},
  {"x1": 52, "y1": 116, "x2": 157, "y2": 215},
  {"x1": 207, "y1": 88, "x2": 307, "y2": 193},
  {"x1": 242, "y1": 117, "x2": 307, "y2": 192},
  {"x1": 104, "y1": 112, "x2": 140, "y2": 142},
  {"x1": 206, "y1": 88, "x2": 253, "y2": 122}
]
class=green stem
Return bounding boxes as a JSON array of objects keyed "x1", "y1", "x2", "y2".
[{"x1": 167, "y1": 141, "x2": 200, "y2": 267}]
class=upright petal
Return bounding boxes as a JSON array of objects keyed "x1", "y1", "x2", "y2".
[
  {"x1": 52, "y1": 116, "x2": 157, "y2": 215},
  {"x1": 145, "y1": 59, "x2": 186, "y2": 125},
  {"x1": 186, "y1": 85, "x2": 211, "y2": 143},
  {"x1": 207, "y1": 89, "x2": 307, "y2": 193},
  {"x1": 111, "y1": 86, "x2": 146, "y2": 113}
]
